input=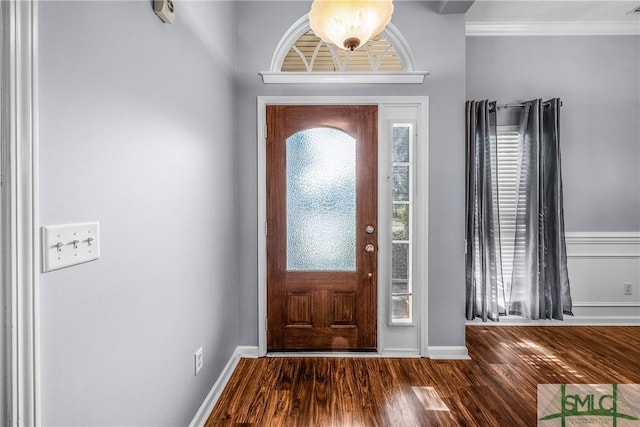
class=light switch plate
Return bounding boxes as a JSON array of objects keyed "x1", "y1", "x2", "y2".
[{"x1": 42, "y1": 222, "x2": 100, "y2": 272}]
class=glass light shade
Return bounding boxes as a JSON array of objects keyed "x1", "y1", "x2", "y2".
[{"x1": 309, "y1": 0, "x2": 394, "y2": 51}]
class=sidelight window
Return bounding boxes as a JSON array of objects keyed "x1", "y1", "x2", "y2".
[{"x1": 390, "y1": 123, "x2": 413, "y2": 324}]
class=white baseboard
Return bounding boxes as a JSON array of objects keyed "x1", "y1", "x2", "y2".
[
  {"x1": 236, "y1": 345, "x2": 260, "y2": 358},
  {"x1": 426, "y1": 346, "x2": 471, "y2": 360},
  {"x1": 267, "y1": 348, "x2": 421, "y2": 358},
  {"x1": 381, "y1": 348, "x2": 421, "y2": 357},
  {"x1": 561, "y1": 316, "x2": 640, "y2": 326},
  {"x1": 189, "y1": 346, "x2": 259, "y2": 427},
  {"x1": 466, "y1": 316, "x2": 640, "y2": 326}
]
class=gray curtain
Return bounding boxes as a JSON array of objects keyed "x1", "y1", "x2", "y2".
[
  {"x1": 465, "y1": 100, "x2": 506, "y2": 321},
  {"x1": 509, "y1": 98, "x2": 573, "y2": 320}
]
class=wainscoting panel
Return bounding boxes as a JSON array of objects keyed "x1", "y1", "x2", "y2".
[
  {"x1": 565, "y1": 232, "x2": 640, "y2": 322},
  {"x1": 467, "y1": 232, "x2": 640, "y2": 326}
]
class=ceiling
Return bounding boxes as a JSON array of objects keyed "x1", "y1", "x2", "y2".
[{"x1": 465, "y1": 1, "x2": 640, "y2": 35}]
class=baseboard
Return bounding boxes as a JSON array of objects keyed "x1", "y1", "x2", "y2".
[
  {"x1": 381, "y1": 348, "x2": 421, "y2": 357},
  {"x1": 267, "y1": 349, "x2": 421, "y2": 358},
  {"x1": 189, "y1": 346, "x2": 259, "y2": 427},
  {"x1": 466, "y1": 316, "x2": 640, "y2": 326},
  {"x1": 236, "y1": 345, "x2": 260, "y2": 358},
  {"x1": 426, "y1": 346, "x2": 471, "y2": 360}
]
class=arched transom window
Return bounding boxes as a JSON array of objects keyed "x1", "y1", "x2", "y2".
[
  {"x1": 282, "y1": 30, "x2": 403, "y2": 72},
  {"x1": 261, "y1": 15, "x2": 427, "y2": 84}
]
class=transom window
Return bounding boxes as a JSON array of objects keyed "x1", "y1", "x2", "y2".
[
  {"x1": 261, "y1": 16, "x2": 426, "y2": 83},
  {"x1": 282, "y1": 30, "x2": 403, "y2": 72}
]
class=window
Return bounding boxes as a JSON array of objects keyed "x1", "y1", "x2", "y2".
[
  {"x1": 286, "y1": 128, "x2": 356, "y2": 271},
  {"x1": 282, "y1": 30, "x2": 403, "y2": 72},
  {"x1": 390, "y1": 123, "x2": 413, "y2": 324},
  {"x1": 496, "y1": 125, "x2": 520, "y2": 308},
  {"x1": 260, "y1": 16, "x2": 427, "y2": 84}
]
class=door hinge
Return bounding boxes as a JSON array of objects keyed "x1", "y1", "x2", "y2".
[
  {"x1": 265, "y1": 222, "x2": 268, "y2": 236},
  {"x1": 264, "y1": 124, "x2": 268, "y2": 139}
]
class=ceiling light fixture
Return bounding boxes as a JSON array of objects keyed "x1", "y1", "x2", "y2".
[{"x1": 309, "y1": 0, "x2": 394, "y2": 51}]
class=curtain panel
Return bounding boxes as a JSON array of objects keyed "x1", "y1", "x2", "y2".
[
  {"x1": 509, "y1": 98, "x2": 573, "y2": 320},
  {"x1": 465, "y1": 100, "x2": 506, "y2": 321},
  {"x1": 465, "y1": 98, "x2": 572, "y2": 322}
]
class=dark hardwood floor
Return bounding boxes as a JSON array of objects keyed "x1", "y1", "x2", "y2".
[{"x1": 206, "y1": 326, "x2": 640, "y2": 426}]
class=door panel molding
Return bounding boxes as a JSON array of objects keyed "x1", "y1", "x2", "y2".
[{"x1": 257, "y1": 96, "x2": 429, "y2": 357}]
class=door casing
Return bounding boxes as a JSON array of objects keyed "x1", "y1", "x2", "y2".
[
  {"x1": 257, "y1": 96, "x2": 429, "y2": 357},
  {"x1": 1, "y1": 0, "x2": 40, "y2": 424}
]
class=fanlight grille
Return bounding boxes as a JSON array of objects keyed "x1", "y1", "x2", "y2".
[{"x1": 281, "y1": 30, "x2": 403, "y2": 72}]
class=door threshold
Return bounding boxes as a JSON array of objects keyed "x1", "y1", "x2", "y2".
[{"x1": 266, "y1": 351, "x2": 420, "y2": 358}]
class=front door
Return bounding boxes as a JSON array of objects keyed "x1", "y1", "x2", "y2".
[{"x1": 266, "y1": 105, "x2": 378, "y2": 351}]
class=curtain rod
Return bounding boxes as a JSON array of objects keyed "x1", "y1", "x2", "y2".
[{"x1": 495, "y1": 101, "x2": 563, "y2": 110}]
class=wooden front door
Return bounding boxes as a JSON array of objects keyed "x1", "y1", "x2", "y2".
[{"x1": 266, "y1": 105, "x2": 378, "y2": 351}]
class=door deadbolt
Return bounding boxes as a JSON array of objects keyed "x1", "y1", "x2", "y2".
[{"x1": 365, "y1": 225, "x2": 375, "y2": 234}]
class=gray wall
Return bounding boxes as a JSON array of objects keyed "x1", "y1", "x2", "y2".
[
  {"x1": 235, "y1": 1, "x2": 467, "y2": 347},
  {"x1": 38, "y1": 1, "x2": 238, "y2": 425},
  {"x1": 467, "y1": 36, "x2": 640, "y2": 232}
]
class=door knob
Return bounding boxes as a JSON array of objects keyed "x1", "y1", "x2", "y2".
[{"x1": 364, "y1": 244, "x2": 375, "y2": 253}]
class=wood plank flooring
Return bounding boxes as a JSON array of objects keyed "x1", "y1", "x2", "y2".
[{"x1": 206, "y1": 326, "x2": 640, "y2": 426}]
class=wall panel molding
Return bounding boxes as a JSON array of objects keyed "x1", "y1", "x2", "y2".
[
  {"x1": 565, "y1": 232, "x2": 640, "y2": 247},
  {"x1": 468, "y1": 232, "x2": 640, "y2": 325},
  {"x1": 565, "y1": 231, "x2": 640, "y2": 321}
]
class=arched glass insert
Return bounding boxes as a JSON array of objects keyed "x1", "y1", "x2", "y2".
[
  {"x1": 282, "y1": 30, "x2": 403, "y2": 72},
  {"x1": 286, "y1": 128, "x2": 356, "y2": 271}
]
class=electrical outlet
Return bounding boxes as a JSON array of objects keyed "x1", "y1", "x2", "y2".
[
  {"x1": 623, "y1": 282, "x2": 633, "y2": 296},
  {"x1": 194, "y1": 347, "x2": 203, "y2": 375}
]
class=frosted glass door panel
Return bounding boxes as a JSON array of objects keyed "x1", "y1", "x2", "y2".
[{"x1": 286, "y1": 128, "x2": 356, "y2": 271}]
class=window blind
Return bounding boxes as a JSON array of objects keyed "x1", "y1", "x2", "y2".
[{"x1": 496, "y1": 125, "x2": 520, "y2": 308}]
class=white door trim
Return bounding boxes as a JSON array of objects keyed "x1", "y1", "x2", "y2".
[
  {"x1": 256, "y1": 96, "x2": 428, "y2": 357},
  {"x1": 1, "y1": 0, "x2": 40, "y2": 424}
]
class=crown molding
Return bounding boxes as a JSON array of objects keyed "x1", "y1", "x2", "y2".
[{"x1": 466, "y1": 20, "x2": 640, "y2": 36}]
